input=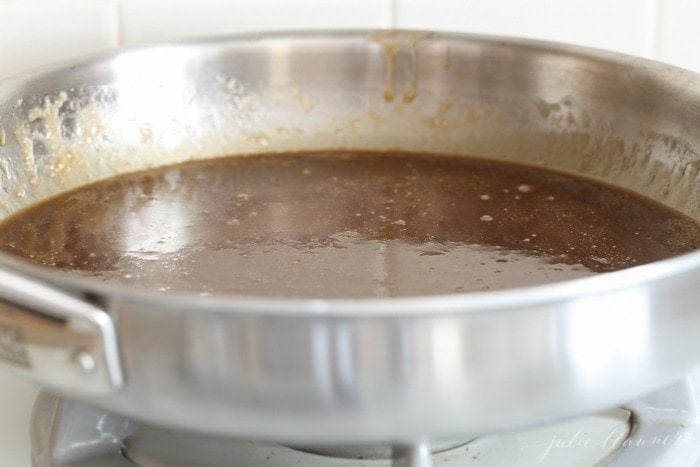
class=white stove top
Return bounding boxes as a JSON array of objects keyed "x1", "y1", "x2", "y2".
[{"x1": 6, "y1": 369, "x2": 700, "y2": 467}]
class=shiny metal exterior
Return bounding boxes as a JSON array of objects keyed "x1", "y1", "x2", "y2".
[{"x1": 2, "y1": 31, "x2": 700, "y2": 443}]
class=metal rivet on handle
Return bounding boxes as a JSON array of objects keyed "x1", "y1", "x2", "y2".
[{"x1": 70, "y1": 348, "x2": 96, "y2": 373}]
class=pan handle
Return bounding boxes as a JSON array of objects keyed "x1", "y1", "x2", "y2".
[{"x1": 0, "y1": 264, "x2": 123, "y2": 394}]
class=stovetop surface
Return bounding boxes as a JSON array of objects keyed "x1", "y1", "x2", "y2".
[{"x1": 1, "y1": 367, "x2": 699, "y2": 466}]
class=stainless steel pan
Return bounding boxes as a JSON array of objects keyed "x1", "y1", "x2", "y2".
[{"x1": 1, "y1": 31, "x2": 700, "y2": 445}]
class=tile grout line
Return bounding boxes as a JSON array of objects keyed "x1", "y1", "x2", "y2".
[
  {"x1": 113, "y1": 0, "x2": 124, "y2": 47},
  {"x1": 647, "y1": 0, "x2": 662, "y2": 59}
]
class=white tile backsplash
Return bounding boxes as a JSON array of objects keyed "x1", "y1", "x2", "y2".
[
  {"x1": 0, "y1": 374, "x2": 37, "y2": 467},
  {"x1": 657, "y1": 0, "x2": 700, "y2": 72},
  {"x1": 0, "y1": 0, "x2": 118, "y2": 79},
  {"x1": 119, "y1": 0, "x2": 392, "y2": 45},
  {"x1": 0, "y1": 0, "x2": 698, "y2": 74},
  {"x1": 395, "y1": 0, "x2": 655, "y2": 58}
]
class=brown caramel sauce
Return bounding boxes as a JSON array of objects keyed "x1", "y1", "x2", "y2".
[{"x1": 0, "y1": 151, "x2": 697, "y2": 298}]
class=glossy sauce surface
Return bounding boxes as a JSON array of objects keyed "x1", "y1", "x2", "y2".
[{"x1": 0, "y1": 151, "x2": 698, "y2": 297}]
